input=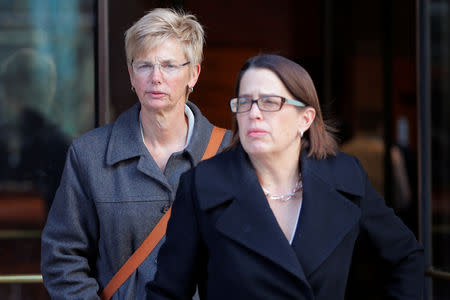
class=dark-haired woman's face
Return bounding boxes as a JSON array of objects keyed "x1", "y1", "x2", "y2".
[{"x1": 236, "y1": 68, "x2": 306, "y2": 159}]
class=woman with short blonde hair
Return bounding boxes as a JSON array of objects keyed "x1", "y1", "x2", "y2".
[{"x1": 42, "y1": 8, "x2": 230, "y2": 300}]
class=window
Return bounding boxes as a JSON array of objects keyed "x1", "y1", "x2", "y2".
[
  {"x1": 0, "y1": 1, "x2": 96, "y2": 298},
  {"x1": 419, "y1": 0, "x2": 450, "y2": 299}
]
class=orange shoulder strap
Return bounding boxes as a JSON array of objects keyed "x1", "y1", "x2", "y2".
[{"x1": 100, "y1": 126, "x2": 226, "y2": 300}]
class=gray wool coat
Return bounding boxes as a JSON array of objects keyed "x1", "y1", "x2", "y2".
[{"x1": 41, "y1": 102, "x2": 230, "y2": 300}]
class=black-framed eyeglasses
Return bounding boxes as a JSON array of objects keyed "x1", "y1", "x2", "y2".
[
  {"x1": 131, "y1": 60, "x2": 190, "y2": 76},
  {"x1": 229, "y1": 95, "x2": 306, "y2": 113}
]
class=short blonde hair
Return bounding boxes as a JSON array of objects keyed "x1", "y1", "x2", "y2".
[{"x1": 124, "y1": 8, "x2": 205, "y2": 70}]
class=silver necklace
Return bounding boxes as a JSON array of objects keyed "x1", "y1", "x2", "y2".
[{"x1": 262, "y1": 174, "x2": 303, "y2": 202}]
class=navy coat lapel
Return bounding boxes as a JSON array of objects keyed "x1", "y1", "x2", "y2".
[
  {"x1": 291, "y1": 151, "x2": 363, "y2": 278},
  {"x1": 197, "y1": 147, "x2": 310, "y2": 289},
  {"x1": 196, "y1": 146, "x2": 363, "y2": 291}
]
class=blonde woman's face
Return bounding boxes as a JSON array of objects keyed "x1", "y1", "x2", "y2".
[{"x1": 128, "y1": 38, "x2": 199, "y2": 114}]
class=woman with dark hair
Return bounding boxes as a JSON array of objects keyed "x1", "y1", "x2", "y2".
[{"x1": 146, "y1": 54, "x2": 424, "y2": 299}]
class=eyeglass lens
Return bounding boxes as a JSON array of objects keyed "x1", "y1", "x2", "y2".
[
  {"x1": 232, "y1": 96, "x2": 283, "y2": 112},
  {"x1": 132, "y1": 61, "x2": 189, "y2": 76}
]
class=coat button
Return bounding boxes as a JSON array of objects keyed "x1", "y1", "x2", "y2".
[{"x1": 160, "y1": 205, "x2": 170, "y2": 213}]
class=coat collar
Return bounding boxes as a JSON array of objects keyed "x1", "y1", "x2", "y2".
[
  {"x1": 300, "y1": 149, "x2": 365, "y2": 197},
  {"x1": 196, "y1": 145, "x2": 362, "y2": 286},
  {"x1": 105, "y1": 102, "x2": 215, "y2": 167},
  {"x1": 105, "y1": 103, "x2": 146, "y2": 166},
  {"x1": 104, "y1": 103, "x2": 170, "y2": 186},
  {"x1": 292, "y1": 150, "x2": 362, "y2": 277},
  {"x1": 197, "y1": 146, "x2": 312, "y2": 294}
]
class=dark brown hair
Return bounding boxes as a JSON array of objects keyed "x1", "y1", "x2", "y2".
[{"x1": 229, "y1": 54, "x2": 338, "y2": 159}]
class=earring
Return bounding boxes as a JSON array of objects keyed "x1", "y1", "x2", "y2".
[
  {"x1": 131, "y1": 86, "x2": 135, "y2": 93},
  {"x1": 300, "y1": 130, "x2": 304, "y2": 138},
  {"x1": 188, "y1": 87, "x2": 194, "y2": 93}
]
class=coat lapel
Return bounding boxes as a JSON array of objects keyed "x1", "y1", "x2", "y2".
[
  {"x1": 291, "y1": 152, "x2": 362, "y2": 278},
  {"x1": 105, "y1": 103, "x2": 171, "y2": 189},
  {"x1": 208, "y1": 147, "x2": 310, "y2": 287},
  {"x1": 196, "y1": 147, "x2": 363, "y2": 291}
]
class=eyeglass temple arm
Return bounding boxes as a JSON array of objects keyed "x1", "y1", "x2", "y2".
[{"x1": 285, "y1": 98, "x2": 306, "y2": 107}]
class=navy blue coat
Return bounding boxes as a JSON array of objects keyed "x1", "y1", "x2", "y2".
[{"x1": 146, "y1": 145, "x2": 424, "y2": 300}]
